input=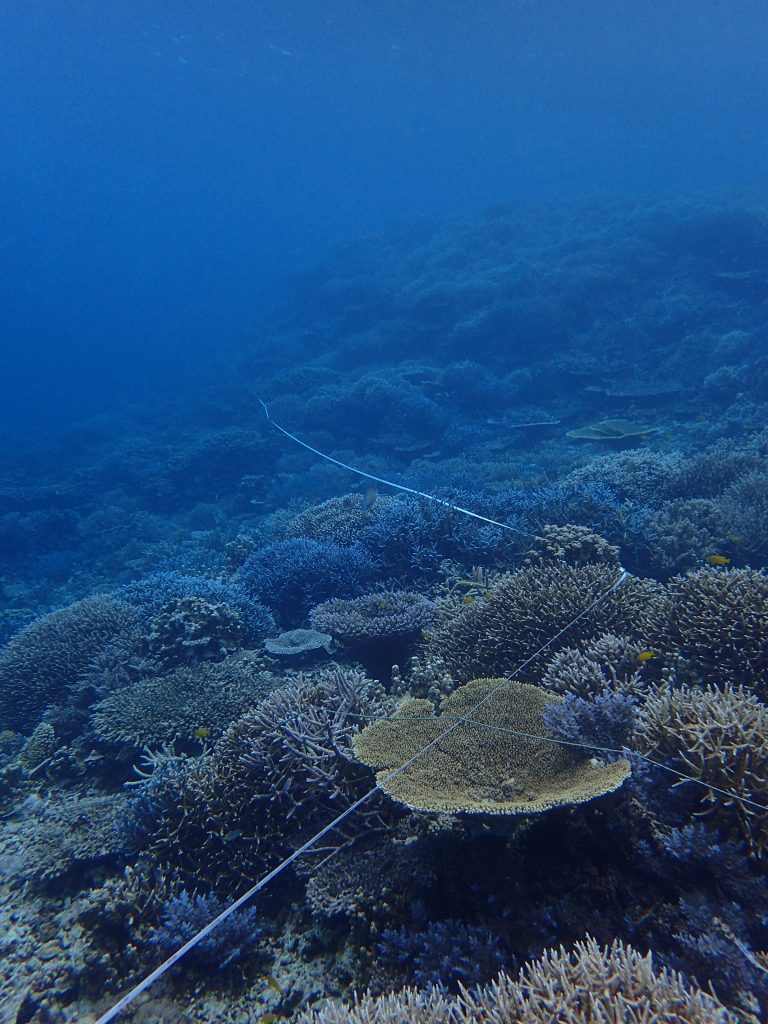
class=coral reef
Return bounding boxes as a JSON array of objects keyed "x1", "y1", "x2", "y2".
[
  {"x1": 237, "y1": 539, "x2": 377, "y2": 624},
  {"x1": 298, "y1": 936, "x2": 733, "y2": 1023},
  {"x1": 354, "y1": 677, "x2": 629, "y2": 817},
  {"x1": 634, "y1": 682, "x2": 768, "y2": 857},
  {"x1": 147, "y1": 889, "x2": 266, "y2": 972},
  {"x1": 375, "y1": 919, "x2": 505, "y2": 992}
]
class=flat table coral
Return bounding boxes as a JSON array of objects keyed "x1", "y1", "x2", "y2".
[{"x1": 353, "y1": 677, "x2": 629, "y2": 817}]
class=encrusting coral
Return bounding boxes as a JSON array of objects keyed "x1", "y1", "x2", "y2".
[
  {"x1": 634, "y1": 682, "x2": 768, "y2": 858},
  {"x1": 353, "y1": 676, "x2": 629, "y2": 817}
]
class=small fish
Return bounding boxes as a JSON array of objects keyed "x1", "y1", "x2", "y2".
[
  {"x1": 223, "y1": 829, "x2": 242, "y2": 842},
  {"x1": 266, "y1": 975, "x2": 283, "y2": 995},
  {"x1": 193, "y1": 727, "x2": 211, "y2": 739},
  {"x1": 705, "y1": 554, "x2": 731, "y2": 566},
  {"x1": 462, "y1": 595, "x2": 475, "y2": 605},
  {"x1": 362, "y1": 485, "x2": 378, "y2": 510},
  {"x1": 728, "y1": 535, "x2": 744, "y2": 544},
  {"x1": 261, "y1": 1015, "x2": 278, "y2": 1024},
  {"x1": 422, "y1": 630, "x2": 431, "y2": 641},
  {"x1": 636, "y1": 650, "x2": 657, "y2": 663}
]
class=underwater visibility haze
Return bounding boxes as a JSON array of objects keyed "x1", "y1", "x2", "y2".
[{"x1": 2, "y1": 2, "x2": 768, "y2": 1021}]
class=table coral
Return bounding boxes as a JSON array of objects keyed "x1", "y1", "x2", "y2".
[{"x1": 353, "y1": 676, "x2": 629, "y2": 817}]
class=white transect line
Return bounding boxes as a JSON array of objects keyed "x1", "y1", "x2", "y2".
[
  {"x1": 93, "y1": 567, "x2": 629, "y2": 1023},
  {"x1": 258, "y1": 398, "x2": 538, "y2": 539}
]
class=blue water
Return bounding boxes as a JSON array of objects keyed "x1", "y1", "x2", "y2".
[
  {"x1": 2, "y1": 4, "x2": 768, "y2": 1022},
  {"x1": 2, "y1": 1, "x2": 766, "y2": 436}
]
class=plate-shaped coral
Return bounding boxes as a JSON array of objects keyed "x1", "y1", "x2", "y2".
[{"x1": 353, "y1": 676, "x2": 630, "y2": 816}]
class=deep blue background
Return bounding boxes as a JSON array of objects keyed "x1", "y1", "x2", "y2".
[{"x1": 2, "y1": 0, "x2": 767, "y2": 437}]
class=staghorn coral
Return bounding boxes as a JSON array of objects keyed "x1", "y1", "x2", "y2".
[
  {"x1": 353, "y1": 677, "x2": 629, "y2": 818},
  {"x1": 0, "y1": 595, "x2": 142, "y2": 732},
  {"x1": 90, "y1": 650, "x2": 278, "y2": 750},
  {"x1": 458, "y1": 935, "x2": 734, "y2": 1024},
  {"x1": 429, "y1": 563, "x2": 666, "y2": 684},
  {"x1": 146, "y1": 596, "x2": 244, "y2": 668},
  {"x1": 634, "y1": 682, "x2": 768, "y2": 857},
  {"x1": 135, "y1": 665, "x2": 396, "y2": 890},
  {"x1": 524, "y1": 524, "x2": 622, "y2": 569},
  {"x1": 663, "y1": 567, "x2": 768, "y2": 689},
  {"x1": 298, "y1": 936, "x2": 733, "y2": 1023},
  {"x1": 285, "y1": 493, "x2": 377, "y2": 545},
  {"x1": 540, "y1": 633, "x2": 653, "y2": 699}
]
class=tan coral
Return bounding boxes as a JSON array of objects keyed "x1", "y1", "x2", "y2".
[
  {"x1": 353, "y1": 677, "x2": 629, "y2": 817},
  {"x1": 634, "y1": 682, "x2": 768, "y2": 857}
]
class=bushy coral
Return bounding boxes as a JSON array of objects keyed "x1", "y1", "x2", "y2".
[
  {"x1": 133, "y1": 666, "x2": 395, "y2": 890},
  {"x1": 90, "y1": 650, "x2": 278, "y2": 750},
  {"x1": 118, "y1": 571, "x2": 275, "y2": 644},
  {"x1": 376, "y1": 919, "x2": 505, "y2": 992},
  {"x1": 430, "y1": 563, "x2": 665, "y2": 684},
  {"x1": 634, "y1": 682, "x2": 768, "y2": 857},
  {"x1": 298, "y1": 936, "x2": 733, "y2": 1023},
  {"x1": 236, "y1": 539, "x2": 376, "y2": 624},
  {"x1": 540, "y1": 632, "x2": 652, "y2": 699},
  {"x1": 146, "y1": 596, "x2": 244, "y2": 668},
  {"x1": 0, "y1": 595, "x2": 142, "y2": 732},
  {"x1": 663, "y1": 567, "x2": 768, "y2": 689},
  {"x1": 147, "y1": 889, "x2": 265, "y2": 972},
  {"x1": 543, "y1": 691, "x2": 637, "y2": 756}
]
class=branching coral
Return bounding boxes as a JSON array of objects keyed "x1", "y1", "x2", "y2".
[
  {"x1": 236, "y1": 538, "x2": 376, "y2": 623},
  {"x1": 146, "y1": 596, "x2": 244, "y2": 668},
  {"x1": 540, "y1": 633, "x2": 653, "y2": 699},
  {"x1": 663, "y1": 567, "x2": 768, "y2": 689},
  {"x1": 310, "y1": 591, "x2": 435, "y2": 646},
  {"x1": 634, "y1": 683, "x2": 768, "y2": 857},
  {"x1": 429, "y1": 563, "x2": 666, "y2": 684},
  {"x1": 134, "y1": 666, "x2": 396, "y2": 890},
  {"x1": 0, "y1": 595, "x2": 142, "y2": 732},
  {"x1": 90, "y1": 650, "x2": 279, "y2": 749},
  {"x1": 298, "y1": 936, "x2": 733, "y2": 1023},
  {"x1": 353, "y1": 677, "x2": 629, "y2": 818}
]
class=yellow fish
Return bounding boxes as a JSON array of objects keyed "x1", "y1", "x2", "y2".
[
  {"x1": 705, "y1": 554, "x2": 731, "y2": 566},
  {"x1": 266, "y1": 975, "x2": 282, "y2": 995},
  {"x1": 636, "y1": 650, "x2": 657, "y2": 663},
  {"x1": 193, "y1": 727, "x2": 211, "y2": 739},
  {"x1": 728, "y1": 535, "x2": 744, "y2": 544},
  {"x1": 462, "y1": 595, "x2": 476, "y2": 605}
]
